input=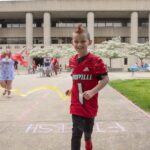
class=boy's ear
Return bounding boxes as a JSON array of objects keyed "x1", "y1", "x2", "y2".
[
  {"x1": 89, "y1": 40, "x2": 92, "y2": 45},
  {"x1": 71, "y1": 40, "x2": 73, "y2": 45}
]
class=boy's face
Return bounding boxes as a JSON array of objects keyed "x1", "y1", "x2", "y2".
[{"x1": 72, "y1": 33, "x2": 92, "y2": 54}]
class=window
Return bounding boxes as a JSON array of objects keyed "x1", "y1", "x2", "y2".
[
  {"x1": 7, "y1": 24, "x2": 12, "y2": 28},
  {"x1": 33, "y1": 23, "x2": 37, "y2": 28},
  {"x1": 106, "y1": 22, "x2": 113, "y2": 27},
  {"x1": 127, "y1": 23, "x2": 130, "y2": 27},
  {"x1": 15, "y1": 46, "x2": 21, "y2": 49},
  {"x1": 94, "y1": 23, "x2": 98, "y2": 27},
  {"x1": 113, "y1": 22, "x2": 122, "y2": 27},
  {"x1": 98, "y1": 22, "x2": 105, "y2": 27},
  {"x1": 20, "y1": 24, "x2": 26, "y2": 28},
  {"x1": 33, "y1": 37, "x2": 43, "y2": 44},
  {"x1": 6, "y1": 23, "x2": 25, "y2": 28},
  {"x1": 0, "y1": 38, "x2": 6, "y2": 44},
  {"x1": 19, "y1": 38, "x2": 26, "y2": 44},
  {"x1": 55, "y1": 21, "x2": 86, "y2": 28},
  {"x1": 139, "y1": 37, "x2": 148, "y2": 43},
  {"x1": 124, "y1": 58, "x2": 128, "y2": 65},
  {"x1": 0, "y1": 38, "x2": 26, "y2": 44},
  {"x1": 66, "y1": 23, "x2": 74, "y2": 27},
  {"x1": 141, "y1": 22, "x2": 148, "y2": 27},
  {"x1": 82, "y1": 23, "x2": 86, "y2": 27},
  {"x1": 12, "y1": 24, "x2": 20, "y2": 28}
]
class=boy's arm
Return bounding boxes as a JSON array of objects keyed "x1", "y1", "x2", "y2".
[
  {"x1": 92, "y1": 75, "x2": 109, "y2": 94},
  {"x1": 83, "y1": 75, "x2": 109, "y2": 100}
]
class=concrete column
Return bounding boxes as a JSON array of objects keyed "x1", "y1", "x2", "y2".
[
  {"x1": 26, "y1": 12, "x2": 33, "y2": 50},
  {"x1": 44, "y1": 12, "x2": 51, "y2": 47},
  {"x1": 87, "y1": 12, "x2": 94, "y2": 49},
  {"x1": 130, "y1": 12, "x2": 138, "y2": 44},
  {"x1": 148, "y1": 13, "x2": 150, "y2": 43}
]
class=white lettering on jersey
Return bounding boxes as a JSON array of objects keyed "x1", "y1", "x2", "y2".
[{"x1": 72, "y1": 74, "x2": 92, "y2": 80}]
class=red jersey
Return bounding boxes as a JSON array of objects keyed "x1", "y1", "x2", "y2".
[
  {"x1": 69, "y1": 52, "x2": 107, "y2": 118},
  {"x1": 52, "y1": 58, "x2": 58, "y2": 65}
]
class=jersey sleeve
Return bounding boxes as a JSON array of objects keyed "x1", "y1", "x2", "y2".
[
  {"x1": 68, "y1": 57, "x2": 72, "y2": 68},
  {"x1": 94, "y1": 57, "x2": 107, "y2": 74},
  {"x1": 69, "y1": 55, "x2": 76, "y2": 69}
]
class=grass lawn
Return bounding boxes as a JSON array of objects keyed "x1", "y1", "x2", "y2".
[{"x1": 109, "y1": 79, "x2": 150, "y2": 112}]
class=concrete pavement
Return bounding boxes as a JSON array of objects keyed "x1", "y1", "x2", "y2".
[{"x1": 0, "y1": 72, "x2": 150, "y2": 150}]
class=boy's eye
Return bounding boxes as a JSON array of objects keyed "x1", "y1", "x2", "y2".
[
  {"x1": 74, "y1": 41, "x2": 79, "y2": 44},
  {"x1": 81, "y1": 40, "x2": 86, "y2": 43}
]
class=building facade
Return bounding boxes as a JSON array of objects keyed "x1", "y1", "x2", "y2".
[{"x1": 0, "y1": 0, "x2": 150, "y2": 69}]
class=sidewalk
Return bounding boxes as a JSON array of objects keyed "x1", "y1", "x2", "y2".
[
  {"x1": 97, "y1": 84, "x2": 150, "y2": 150},
  {"x1": 0, "y1": 72, "x2": 150, "y2": 150}
]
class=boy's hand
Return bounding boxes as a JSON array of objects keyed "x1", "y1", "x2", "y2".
[
  {"x1": 83, "y1": 76, "x2": 109, "y2": 100},
  {"x1": 65, "y1": 89, "x2": 72, "y2": 96},
  {"x1": 83, "y1": 90, "x2": 95, "y2": 100}
]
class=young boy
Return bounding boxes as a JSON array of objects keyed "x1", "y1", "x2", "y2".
[{"x1": 66, "y1": 24, "x2": 109, "y2": 150}]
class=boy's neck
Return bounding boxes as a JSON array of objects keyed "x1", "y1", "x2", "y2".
[{"x1": 78, "y1": 51, "x2": 88, "y2": 58}]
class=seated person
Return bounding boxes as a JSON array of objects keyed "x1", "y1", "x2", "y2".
[{"x1": 43, "y1": 56, "x2": 51, "y2": 77}]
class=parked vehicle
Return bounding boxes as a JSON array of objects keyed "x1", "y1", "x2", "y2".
[{"x1": 128, "y1": 63, "x2": 149, "y2": 72}]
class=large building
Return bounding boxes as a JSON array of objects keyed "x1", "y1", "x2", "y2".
[{"x1": 0, "y1": 0, "x2": 150, "y2": 69}]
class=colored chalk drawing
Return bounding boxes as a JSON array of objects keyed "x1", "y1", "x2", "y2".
[
  {"x1": 0, "y1": 85, "x2": 68, "y2": 100},
  {"x1": 25, "y1": 121, "x2": 126, "y2": 134}
]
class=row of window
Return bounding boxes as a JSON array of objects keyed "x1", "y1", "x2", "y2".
[
  {"x1": 55, "y1": 23, "x2": 86, "y2": 27},
  {"x1": 0, "y1": 24, "x2": 36, "y2": 28},
  {"x1": 0, "y1": 22, "x2": 149, "y2": 28}
]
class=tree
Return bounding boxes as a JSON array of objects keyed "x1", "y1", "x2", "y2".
[
  {"x1": 29, "y1": 46, "x2": 63, "y2": 58},
  {"x1": 128, "y1": 43, "x2": 150, "y2": 66},
  {"x1": 62, "y1": 45, "x2": 76, "y2": 58},
  {"x1": 93, "y1": 37, "x2": 127, "y2": 68}
]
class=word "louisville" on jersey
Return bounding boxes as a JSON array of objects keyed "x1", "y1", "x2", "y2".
[{"x1": 72, "y1": 74, "x2": 92, "y2": 80}]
